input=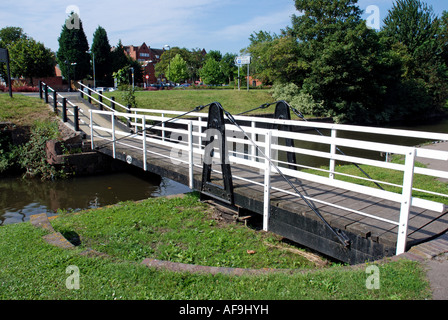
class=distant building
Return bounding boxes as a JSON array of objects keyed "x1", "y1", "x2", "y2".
[
  {"x1": 122, "y1": 42, "x2": 207, "y2": 86},
  {"x1": 122, "y1": 42, "x2": 166, "y2": 85}
]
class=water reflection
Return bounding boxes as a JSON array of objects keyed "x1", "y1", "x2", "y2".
[{"x1": 0, "y1": 172, "x2": 191, "y2": 226}]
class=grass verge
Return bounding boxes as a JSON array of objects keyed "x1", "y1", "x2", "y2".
[
  {"x1": 103, "y1": 89, "x2": 276, "y2": 115},
  {"x1": 0, "y1": 193, "x2": 431, "y2": 300},
  {"x1": 0, "y1": 93, "x2": 55, "y2": 126}
]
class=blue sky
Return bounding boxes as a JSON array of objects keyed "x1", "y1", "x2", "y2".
[{"x1": 0, "y1": 0, "x2": 446, "y2": 55}]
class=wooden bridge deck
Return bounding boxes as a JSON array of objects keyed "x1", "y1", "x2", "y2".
[{"x1": 95, "y1": 133, "x2": 448, "y2": 264}]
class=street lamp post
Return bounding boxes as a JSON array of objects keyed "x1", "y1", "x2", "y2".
[
  {"x1": 87, "y1": 50, "x2": 96, "y2": 90},
  {"x1": 130, "y1": 67, "x2": 134, "y2": 89},
  {"x1": 164, "y1": 45, "x2": 171, "y2": 86}
]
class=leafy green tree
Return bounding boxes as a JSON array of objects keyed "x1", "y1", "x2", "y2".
[
  {"x1": 383, "y1": 0, "x2": 439, "y2": 58},
  {"x1": 155, "y1": 47, "x2": 190, "y2": 80},
  {"x1": 188, "y1": 48, "x2": 206, "y2": 82},
  {"x1": 199, "y1": 58, "x2": 225, "y2": 85},
  {"x1": 206, "y1": 50, "x2": 222, "y2": 62},
  {"x1": 0, "y1": 26, "x2": 27, "y2": 47},
  {"x1": 0, "y1": 27, "x2": 55, "y2": 86},
  {"x1": 382, "y1": 0, "x2": 448, "y2": 114},
  {"x1": 91, "y1": 26, "x2": 112, "y2": 86},
  {"x1": 439, "y1": 11, "x2": 448, "y2": 67},
  {"x1": 167, "y1": 54, "x2": 188, "y2": 83},
  {"x1": 0, "y1": 27, "x2": 27, "y2": 84},
  {"x1": 286, "y1": 0, "x2": 399, "y2": 123},
  {"x1": 56, "y1": 12, "x2": 90, "y2": 81},
  {"x1": 244, "y1": 31, "x2": 302, "y2": 85},
  {"x1": 9, "y1": 38, "x2": 55, "y2": 85},
  {"x1": 220, "y1": 53, "x2": 237, "y2": 85}
]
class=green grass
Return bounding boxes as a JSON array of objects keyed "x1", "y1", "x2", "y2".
[
  {"x1": 0, "y1": 193, "x2": 431, "y2": 300},
  {"x1": 0, "y1": 93, "x2": 55, "y2": 126},
  {"x1": 103, "y1": 89, "x2": 276, "y2": 115},
  {"x1": 50, "y1": 193, "x2": 315, "y2": 270}
]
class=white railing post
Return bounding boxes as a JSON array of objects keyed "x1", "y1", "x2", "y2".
[
  {"x1": 134, "y1": 110, "x2": 138, "y2": 133},
  {"x1": 396, "y1": 148, "x2": 417, "y2": 255},
  {"x1": 251, "y1": 121, "x2": 256, "y2": 161},
  {"x1": 188, "y1": 121, "x2": 194, "y2": 189},
  {"x1": 89, "y1": 109, "x2": 94, "y2": 150},
  {"x1": 161, "y1": 113, "x2": 165, "y2": 142},
  {"x1": 329, "y1": 128, "x2": 337, "y2": 179},
  {"x1": 198, "y1": 116, "x2": 202, "y2": 149},
  {"x1": 111, "y1": 113, "x2": 116, "y2": 159},
  {"x1": 263, "y1": 130, "x2": 272, "y2": 232},
  {"x1": 142, "y1": 115, "x2": 147, "y2": 171}
]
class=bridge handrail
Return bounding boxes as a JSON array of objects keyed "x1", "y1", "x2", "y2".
[
  {"x1": 130, "y1": 107, "x2": 448, "y2": 142},
  {"x1": 77, "y1": 82, "x2": 130, "y2": 112},
  {"x1": 39, "y1": 81, "x2": 84, "y2": 130},
  {"x1": 89, "y1": 107, "x2": 448, "y2": 256}
]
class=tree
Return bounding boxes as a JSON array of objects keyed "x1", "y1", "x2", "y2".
[
  {"x1": 206, "y1": 50, "x2": 222, "y2": 62},
  {"x1": 167, "y1": 54, "x2": 188, "y2": 83},
  {"x1": 220, "y1": 53, "x2": 237, "y2": 85},
  {"x1": 244, "y1": 31, "x2": 302, "y2": 85},
  {"x1": 91, "y1": 26, "x2": 112, "y2": 86},
  {"x1": 382, "y1": 0, "x2": 448, "y2": 114},
  {"x1": 0, "y1": 27, "x2": 27, "y2": 84},
  {"x1": 383, "y1": 0, "x2": 439, "y2": 57},
  {"x1": 439, "y1": 11, "x2": 448, "y2": 67},
  {"x1": 56, "y1": 12, "x2": 90, "y2": 82},
  {"x1": 9, "y1": 38, "x2": 55, "y2": 85},
  {"x1": 0, "y1": 27, "x2": 27, "y2": 47},
  {"x1": 285, "y1": 0, "x2": 398, "y2": 123},
  {"x1": 0, "y1": 27, "x2": 55, "y2": 86},
  {"x1": 155, "y1": 47, "x2": 191, "y2": 80},
  {"x1": 188, "y1": 48, "x2": 207, "y2": 82},
  {"x1": 110, "y1": 40, "x2": 129, "y2": 74},
  {"x1": 199, "y1": 58, "x2": 225, "y2": 85}
]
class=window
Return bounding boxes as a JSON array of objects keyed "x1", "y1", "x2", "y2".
[{"x1": 140, "y1": 53, "x2": 150, "y2": 57}]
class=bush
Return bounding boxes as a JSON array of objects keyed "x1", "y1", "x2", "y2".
[
  {"x1": 16, "y1": 120, "x2": 64, "y2": 180},
  {"x1": 271, "y1": 83, "x2": 326, "y2": 117}
]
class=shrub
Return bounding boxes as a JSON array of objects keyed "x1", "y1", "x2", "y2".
[
  {"x1": 16, "y1": 120, "x2": 64, "y2": 180},
  {"x1": 271, "y1": 83, "x2": 326, "y2": 117}
]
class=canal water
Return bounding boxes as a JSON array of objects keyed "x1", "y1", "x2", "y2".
[{"x1": 0, "y1": 172, "x2": 191, "y2": 226}]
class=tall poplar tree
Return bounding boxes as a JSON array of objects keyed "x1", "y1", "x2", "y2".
[
  {"x1": 91, "y1": 26, "x2": 112, "y2": 86},
  {"x1": 56, "y1": 12, "x2": 90, "y2": 81}
]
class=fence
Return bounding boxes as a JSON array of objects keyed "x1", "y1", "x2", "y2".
[
  {"x1": 38, "y1": 81, "x2": 84, "y2": 131},
  {"x1": 88, "y1": 106, "x2": 448, "y2": 255}
]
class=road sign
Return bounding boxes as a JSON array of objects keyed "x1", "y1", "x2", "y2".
[
  {"x1": 0, "y1": 48, "x2": 8, "y2": 63},
  {"x1": 235, "y1": 56, "x2": 251, "y2": 65},
  {"x1": 0, "y1": 48, "x2": 12, "y2": 97}
]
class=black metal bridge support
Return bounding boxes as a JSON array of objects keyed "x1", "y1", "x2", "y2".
[
  {"x1": 274, "y1": 101, "x2": 297, "y2": 170},
  {"x1": 200, "y1": 102, "x2": 235, "y2": 206}
]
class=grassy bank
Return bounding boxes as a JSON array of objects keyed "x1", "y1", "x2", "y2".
[
  {"x1": 0, "y1": 193, "x2": 431, "y2": 300},
  {"x1": 0, "y1": 94, "x2": 64, "y2": 179},
  {"x1": 103, "y1": 89, "x2": 276, "y2": 115},
  {"x1": 0, "y1": 93, "x2": 54, "y2": 126}
]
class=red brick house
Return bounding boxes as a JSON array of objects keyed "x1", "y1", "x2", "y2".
[{"x1": 123, "y1": 42, "x2": 166, "y2": 85}]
